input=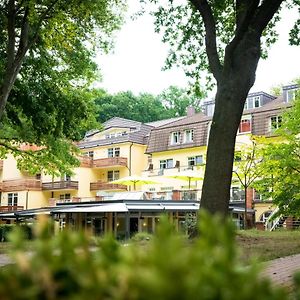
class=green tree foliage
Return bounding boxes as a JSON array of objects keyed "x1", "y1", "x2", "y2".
[
  {"x1": 254, "y1": 88, "x2": 300, "y2": 217},
  {"x1": 95, "y1": 90, "x2": 168, "y2": 123},
  {"x1": 232, "y1": 137, "x2": 263, "y2": 229},
  {"x1": 0, "y1": 213, "x2": 288, "y2": 299},
  {"x1": 0, "y1": 0, "x2": 125, "y2": 175},
  {"x1": 95, "y1": 86, "x2": 203, "y2": 123},
  {"x1": 158, "y1": 85, "x2": 204, "y2": 117},
  {"x1": 145, "y1": 0, "x2": 300, "y2": 215}
]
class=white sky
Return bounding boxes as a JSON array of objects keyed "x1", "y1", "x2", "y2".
[{"x1": 96, "y1": 1, "x2": 300, "y2": 97}]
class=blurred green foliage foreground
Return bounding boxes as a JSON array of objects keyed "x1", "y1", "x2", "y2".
[{"x1": 0, "y1": 213, "x2": 291, "y2": 300}]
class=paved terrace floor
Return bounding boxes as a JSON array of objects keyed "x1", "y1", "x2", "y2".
[{"x1": 261, "y1": 253, "x2": 300, "y2": 290}]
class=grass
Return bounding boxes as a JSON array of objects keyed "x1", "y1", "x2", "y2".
[{"x1": 236, "y1": 229, "x2": 300, "y2": 264}]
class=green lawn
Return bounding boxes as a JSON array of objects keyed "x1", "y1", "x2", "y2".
[{"x1": 236, "y1": 229, "x2": 300, "y2": 264}]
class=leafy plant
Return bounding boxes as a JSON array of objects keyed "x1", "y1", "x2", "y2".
[{"x1": 0, "y1": 213, "x2": 289, "y2": 299}]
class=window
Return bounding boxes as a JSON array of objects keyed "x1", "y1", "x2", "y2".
[
  {"x1": 107, "y1": 170, "x2": 120, "y2": 182},
  {"x1": 87, "y1": 151, "x2": 94, "y2": 159},
  {"x1": 105, "y1": 131, "x2": 128, "y2": 139},
  {"x1": 160, "y1": 159, "x2": 173, "y2": 169},
  {"x1": 64, "y1": 175, "x2": 71, "y2": 182},
  {"x1": 238, "y1": 118, "x2": 251, "y2": 133},
  {"x1": 230, "y1": 187, "x2": 245, "y2": 201},
  {"x1": 245, "y1": 96, "x2": 261, "y2": 110},
  {"x1": 184, "y1": 129, "x2": 194, "y2": 143},
  {"x1": 287, "y1": 89, "x2": 296, "y2": 102},
  {"x1": 36, "y1": 173, "x2": 41, "y2": 180},
  {"x1": 188, "y1": 155, "x2": 203, "y2": 167},
  {"x1": 108, "y1": 147, "x2": 120, "y2": 158},
  {"x1": 270, "y1": 116, "x2": 282, "y2": 131},
  {"x1": 8, "y1": 193, "x2": 18, "y2": 206},
  {"x1": 170, "y1": 132, "x2": 181, "y2": 145},
  {"x1": 59, "y1": 193, "x2": 71, "y2": 203}
]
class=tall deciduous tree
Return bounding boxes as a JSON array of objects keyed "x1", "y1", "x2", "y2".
[
  {"x1": 0, "y1": 0, "x2": 124, "y2": 174},
  {"x1": 149, "y1": 0, "x2": 299, "y2": 215}
]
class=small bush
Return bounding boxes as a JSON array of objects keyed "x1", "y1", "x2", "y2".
[
  {"x1": 131, "y1": 231, "x2": 153, "y2": 242},
  {"x1": 0, "y1": 213, "x2": 288, "y2": 299},
  {"x1": 0, "y1": 224, "x2": 33, "y2": 242}
]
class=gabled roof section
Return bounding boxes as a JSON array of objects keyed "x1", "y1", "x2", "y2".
[
  {"x1": 103, "y1": 117, "x2": 143, "y2": 130},
  {"x1": 146, "y1": 116, "x2": 185, "y2": 128},
  {"x1": 79, "y1": 117, "x2": 153, "y2": 149},
  {"x1": 157, "y1": 112, "x2": 210, "y2": 129}
]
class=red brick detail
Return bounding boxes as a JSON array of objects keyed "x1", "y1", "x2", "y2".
[
  {"x1": 172, "y1": 190, "x2": 181, "y2": 201},
  {"x1": 246, "y1": 188, "x2": 254, "y2": 209}
]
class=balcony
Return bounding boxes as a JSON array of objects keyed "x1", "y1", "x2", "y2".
[
  {"x1": 42, "y1": 180, "x2": 79, "y2": 191},
  {"x1": 2, "y1": 179, "x2": 42, "y2": 192},
  {"x1": 90, "y1": 181, "x2": 127, "y2": 191},
  {"x1": 93, "y1": 157, "x2": 127, "y2": 168},
  {"x1": 0, "y1": 205, "x2": 24, "y2": 212},
  {"x1": 79, "y1": 156, "x2": 93, "y2": 168}
]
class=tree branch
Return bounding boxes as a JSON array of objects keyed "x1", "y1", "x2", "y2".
[
  {"x1": 189, "y1": 0, "x2": 222, "y2": 81},
  {"x1": 7, "y1": 0, "x2": 16, "y2": 70},
  {"x1": 251, "y1": 0, "x2": 284, "y2": 35}
]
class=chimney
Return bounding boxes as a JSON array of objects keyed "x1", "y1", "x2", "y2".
[{"x1": 187, "y1": 106, "x2": 195, "y2": 117}]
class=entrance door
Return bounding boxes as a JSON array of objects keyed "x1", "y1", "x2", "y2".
[{"x1": 130, "y1": 217, "x2": 139, "y2": 237}]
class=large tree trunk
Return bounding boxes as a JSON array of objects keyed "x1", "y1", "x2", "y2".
[{"x1": 200, "y1": 33, "x2": 260, "y2": 216}]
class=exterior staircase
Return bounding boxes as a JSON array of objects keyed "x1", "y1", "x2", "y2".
[{"x1": 265, "y1": 208, "x2": 300, "y2": 231}]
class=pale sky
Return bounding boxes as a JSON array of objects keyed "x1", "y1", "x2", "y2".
[{"x1": 96, "y1": 1, "x2": 300, "y2": 97}]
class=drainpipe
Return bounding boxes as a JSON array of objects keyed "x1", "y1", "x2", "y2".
[
  {"x1": 25, "y1": 190, "x2": 29, "y2": 210},
  {"x1": 128, "y1": 142, "x2": 133, "y2": 176}
]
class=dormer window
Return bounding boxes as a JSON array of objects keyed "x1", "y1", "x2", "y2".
[
  {"x1": 171, "y1": 131, "x2": 181, "y2": 145},
  {"x1": 287, "y1": 89, "x2": 296, "y2": 102},
  {"x1": 270, "y1": 116, "x2": 282, "y2": 132},
  {"x1": 184, "y1": 129, "x2": 194, "y2": 143},
  {"x1": 245, "y1": 96, "x2": 261, "y2": 110}
]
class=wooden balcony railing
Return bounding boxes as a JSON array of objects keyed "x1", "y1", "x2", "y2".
[
  {"x1": 79, "y1": 156, "x2": 93, "y2": 168},
  {"x1": 90, "y1": 181, "x2": 127, "y2": 191},
  {"x1": 2, "y1": 179, "x2": 42, "y2": 192},
  {"x1": 93, "y1": 157, "x2": 127, "y2": 168},
  {"x1": 0, "y1": 205, "x2": 24, "y2": 212},
  {"x1": 42, "y1": 180, "x2": 79, "y2": 190}
]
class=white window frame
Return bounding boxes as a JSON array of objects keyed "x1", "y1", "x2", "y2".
[
  {"x1": 107, "y1": 170, "x2": 120, "y2": 182},
  {"x1": 184, "y1": 129, "x2": 194, "y2": 143},
  {"x1": 170, "y1": 132, "x2": 181, "y2": 145},
  {"x1": 108, "y1": 147, "x2": 120, "y2": 158},
  {"x1": 270, "y1": 115, "x2": 282, "y2": 131},
  {"x1": 188, "y1": 155, "x2": 203, "y2": 167},
  {"x1": 8, "y1": 193, "x2": 18, "y2": 206},
  {"x1": 160, "y1": 159, "x2": 173, "y2": 169}
]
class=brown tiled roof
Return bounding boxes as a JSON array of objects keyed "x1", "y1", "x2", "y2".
[
  {"x1": 146, "y1": 113, "x2": 211, "y2": 154},
  {"x1": 250, "y1": 97, "x2": 292, "y2": 136}
]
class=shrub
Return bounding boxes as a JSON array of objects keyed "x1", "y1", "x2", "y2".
[
  {"x1": 130, "y1": 231, "x2": 153, "y2": 243},
  {"x1": 0, "y1": 224, "x2": 33, "y2": 242},
  {"x1": 0, "y1": 213, "x2": 288, "y2": 299}
]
